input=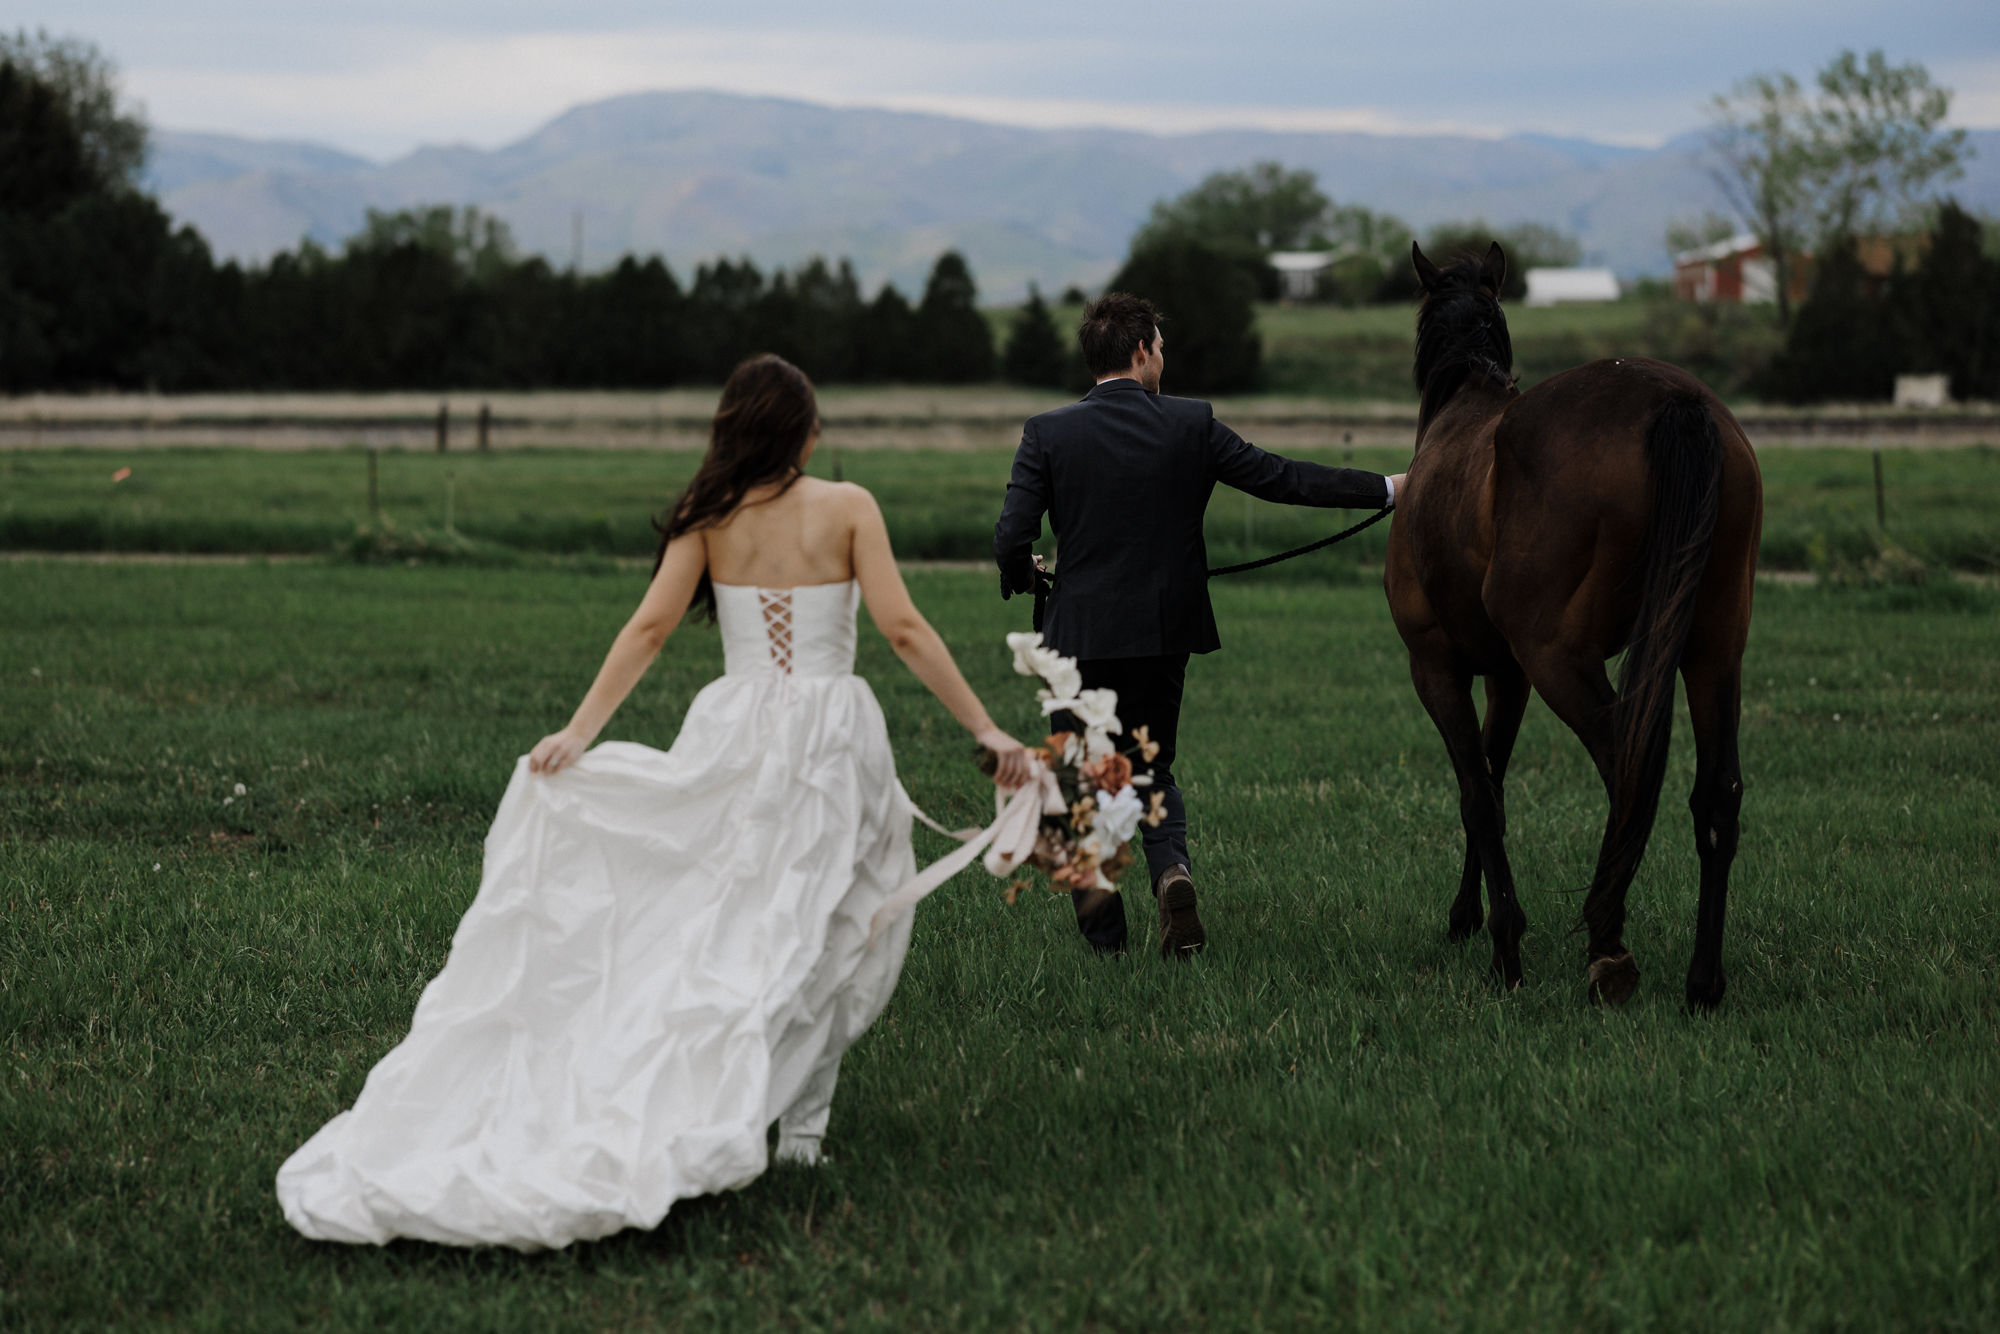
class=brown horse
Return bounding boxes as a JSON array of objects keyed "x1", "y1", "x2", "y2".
[{"x1": 1385, "y1": 242, "x2": 1763, "y2": 1008}]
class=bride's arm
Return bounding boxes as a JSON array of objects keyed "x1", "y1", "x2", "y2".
[
  {"x1": 847, "y1": 486, "x2": 1034, "y2": 788},
  {"x1": 528, "y1": 531, "x2": 707, "y2": 775}
]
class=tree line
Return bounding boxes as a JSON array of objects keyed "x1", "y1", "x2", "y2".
[{"x1": 0, "y1": 35, "x2": 1004, "y2": 393}]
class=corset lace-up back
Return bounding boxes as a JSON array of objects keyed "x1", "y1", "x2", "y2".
[{"x1": 715, "y1": 580, "x2": 859, "y2": 678}]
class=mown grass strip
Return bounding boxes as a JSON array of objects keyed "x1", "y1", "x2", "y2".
[{"x1": 3, "y1": 563, "x2": 1996, "y2": 1330}]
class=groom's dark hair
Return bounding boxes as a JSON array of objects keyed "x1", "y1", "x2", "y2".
[{"x1": 1078, "y1": 292, "x2": 1162, "y2": 377}]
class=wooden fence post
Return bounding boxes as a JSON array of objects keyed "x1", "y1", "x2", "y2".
[
  {"x1": 1873, "y1": 448, "x2": 1886, "y2": 531},
  {"x1": 435, "y1": 403, "x2": 449, "y2": 453}
]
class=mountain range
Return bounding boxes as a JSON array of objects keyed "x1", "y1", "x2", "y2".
[{"x1": 146, "y1": 89, "x2": 2000, "y2": 301}]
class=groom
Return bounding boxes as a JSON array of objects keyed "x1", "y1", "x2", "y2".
[{"x1": 993, "y1": 291, "x2": 1404, "y2": 958}]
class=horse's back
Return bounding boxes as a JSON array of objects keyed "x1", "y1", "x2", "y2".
[{"x1": 1486, "y1": 358, "x2": 1757, "y2": 658}]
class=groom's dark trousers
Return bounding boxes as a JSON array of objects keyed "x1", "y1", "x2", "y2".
[{"x1": 994, "y1": 377, "x2": 1390, "y2": 952}]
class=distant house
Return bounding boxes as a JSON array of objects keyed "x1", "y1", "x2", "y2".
[
  {"x1": 1269, "y1": 251, "x2": 1337, "y2": 301},
  {"x1": 1523, "y1": 267, "x2": 1621, "y2": 306},
  {"x1": 1673, "y1": 232, "x2": 1918, "y2": 304},
  {"x1": 1672, "y1": 233, "x2": 1808, "y2": 304}
]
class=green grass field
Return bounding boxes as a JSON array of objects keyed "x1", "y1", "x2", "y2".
[
  {"x1": 5, "y1": 443, "x2": 1998, "y2": 575},
  {"x1": 988, "y1": 299, "x2": 1677, "y2": 399},
  {"x1": 4, "y1": 559, "x2": 1996, "y2": 1330}
]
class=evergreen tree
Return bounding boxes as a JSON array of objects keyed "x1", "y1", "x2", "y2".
[
  {"x1": 1001, "y1": 284, "x2": 1067, "y2": 386},
  {"x1": 913, "y1": 251, "x2": 994, "y2": 382},
  {"x1": 1897, "y1": 201, "x2": 2000, "y2": 401},
  {"x1": 856, "y1": 284, "x2": 918, "y2": 382},
  {"x1": 1757, "y1": 238, "x2": 1898, "y2": 402},
  {"x1": 1108, "y1": 236, "x2": 1261, "y2": 394}
]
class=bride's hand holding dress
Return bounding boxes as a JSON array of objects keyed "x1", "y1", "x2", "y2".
[{"x1": 277, "y1": 397, "x2": 1028, "y2": 1250}]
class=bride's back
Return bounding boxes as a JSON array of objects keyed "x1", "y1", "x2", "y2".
[{"x1": 704, "y1": 477, "x2": 856, "y2": 589}]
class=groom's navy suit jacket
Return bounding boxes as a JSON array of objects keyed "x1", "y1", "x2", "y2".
[{"x1": 993, "y1": 377, "x2": 1391, "y2": 661}]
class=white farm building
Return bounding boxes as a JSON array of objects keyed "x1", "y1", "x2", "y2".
[{"x1": 1523, "y1": 267, "x2": 1621, "y2": 306}]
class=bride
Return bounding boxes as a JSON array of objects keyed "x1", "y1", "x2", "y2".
[{"x1": 277, "y1": 354, "x2": 1032, "y2": 1250}]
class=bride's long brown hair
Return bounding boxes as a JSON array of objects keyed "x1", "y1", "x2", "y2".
[{"x1": 652, "y1": 354, "x2": 820, "y2": 620}]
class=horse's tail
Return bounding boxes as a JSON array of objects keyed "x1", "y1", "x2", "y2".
[{"x1": 1585, "y1": 393, "x2": 1722, "y2": 935}]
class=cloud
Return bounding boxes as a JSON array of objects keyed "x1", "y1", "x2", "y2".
[{"x1": 81, "y1": 5, "x2": 2000, "y2": 158}]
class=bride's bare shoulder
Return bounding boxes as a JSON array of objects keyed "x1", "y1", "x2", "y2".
[{"x1": 798, "y1": 476, "x2": 879, "y2": 516}]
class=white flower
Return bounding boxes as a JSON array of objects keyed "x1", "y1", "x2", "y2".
[
  {"x1": 233, "y1": 783, "x2": 247, "y2": 796},
  {"x1": 222, "y1": 796, "x2": 234, "y2": 806},
  {"x1": 1006, "y1": 632, "x2": 1047, "y2": 678},
  {"x1": 151, "y1": 863, "x2": 161, "y2": 872},
  {"x1": 1040, "y1": 658, "x2": 1082, "y2": 703},
  {"x1": 1096, "y1": 785, "x2": 1145, "y2": 843},
  {"x1": 1080, "y1": 786, "x2": 1145, "y2": 860},
  {"x1": 1069, "y1": 689, "x2": 1120, "y2": 733},
  {"x1": 1083, "y1": 726, "x2": 1115, "y2": 762}
]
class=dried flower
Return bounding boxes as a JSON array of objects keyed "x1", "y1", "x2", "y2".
[
  {"x1": 1131, "y1": 725, "x2": 1161, "y2": 763},
  {"x1": 1084, "y1": 751, "x2": 1133, "y2": 794}
]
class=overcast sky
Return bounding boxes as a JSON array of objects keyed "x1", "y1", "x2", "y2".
[{"x1": 31, "y1": 1, "x2": 2000, "y2": 160}]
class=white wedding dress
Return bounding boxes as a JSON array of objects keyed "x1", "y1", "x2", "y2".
[{"x1": 276, "y1": 580, "x2": 917, "y2": 1250}]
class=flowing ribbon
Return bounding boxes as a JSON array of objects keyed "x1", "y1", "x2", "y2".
[{"x1": 869, "y1": 760, "x2": 1069, "y2": 943}]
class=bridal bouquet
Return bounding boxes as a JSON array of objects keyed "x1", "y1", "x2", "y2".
[{"x1": 981, "y1": 632, "x2": 1168, "y2": 899}]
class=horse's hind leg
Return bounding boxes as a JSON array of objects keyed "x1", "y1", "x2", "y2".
[
  {"x1": 1509, "y1": 643, "x2": 1640, "y2": 1002},
  {"x1": 1410, "y1": 654, "x2": 1528, "y2": 985},
  {"x1": 1681, "y1": 645, "x2": 1745, "y2": 1011},
  {"x1": 1448, "y1": 666, "x2": 1531, "y2": 941}
]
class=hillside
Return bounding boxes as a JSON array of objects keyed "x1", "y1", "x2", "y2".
[{"x1": 146, "y1": 90, "x2": 2000, "y2": 299}]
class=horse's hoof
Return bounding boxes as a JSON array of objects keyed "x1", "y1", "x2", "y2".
[
  {"x1": 1685, "y1": 969, "x2": 1726, "y2": 1012},
  {"x1": 1587, "y1": 952, "x2": 1641, "y2": 1006},
  {"x1": 1446, "y1": 916, "x2": 1482, "y2": 943}
]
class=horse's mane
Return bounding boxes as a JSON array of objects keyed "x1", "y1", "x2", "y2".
[{"x1": 1413, "y1": 256, "x2": 1517, "y2": 436}]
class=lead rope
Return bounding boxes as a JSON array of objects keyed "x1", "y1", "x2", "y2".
[{"x1": 1030, "y1": 505, "x2": 1394, "y2": 631}]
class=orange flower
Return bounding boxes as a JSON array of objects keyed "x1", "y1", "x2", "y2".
[
  {"x1": 1084, "y1": 751, "x2": 1133, "y2": 794},
  {"x1": 1044, "y1": 731, "x2": 1075, "y2": 757}
]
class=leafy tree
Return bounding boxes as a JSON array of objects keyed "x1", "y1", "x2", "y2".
[
  {"x1": 1058, "y1": 285, "x2": 1088, "y2": 306},
  {"x1": 1811, "y1": 51, "x2": 1966, "y2": 242},
  {"x1": 351, "y1": 205, "x2": 517, "y2": 281},
  {"x1": 1109, "y1": 236, "x2": 1261, "y2": 394},
  {"x1": 1140, "y1": 160, "x2": 1329, "y2": 253},
  {"x1": 1001, "y1": 284, "x2": 1068, "y2": 387},
  {"x1": 1315, "y1": 204, "x2": 1414, "y2": 305},
  {"x1": 913, "y1": 251, "x2": 994, "y2": 382},
  {"x1": 1664, "y1": 211, "x2": 1741, "y2": 260},
  {"x1": 0, "y1": 30, "x2": 146, "y2": 193},
  {"x1": 0, "y1": 60, "x2": 92, "y2": 215},
  {"x1": 1381, "y1": 221, "x2": 1582, "y2": 303},
  {"x1": 1706, "y1": 49, "x2": 1965, "y2": 325},
  {"x1": 1136, "y1": 161, "x2": 1330, "y2": 299}
]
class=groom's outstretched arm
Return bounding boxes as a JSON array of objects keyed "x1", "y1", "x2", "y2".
[
  {"x1": 1207, "y1": 415, "x2": 1392, "y2": 510},
  {"x1": 993, "y1": 423, "x2": 1048, "y2": 599}
]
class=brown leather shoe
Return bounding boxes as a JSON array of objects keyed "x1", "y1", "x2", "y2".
[{"x1": 1155, "y1": 865, "x2": 1205, "y2": 958}]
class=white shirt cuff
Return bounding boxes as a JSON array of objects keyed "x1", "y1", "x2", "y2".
[{"x1": 1383, "y1": 475, "x2": 1396, "y2": 508}]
